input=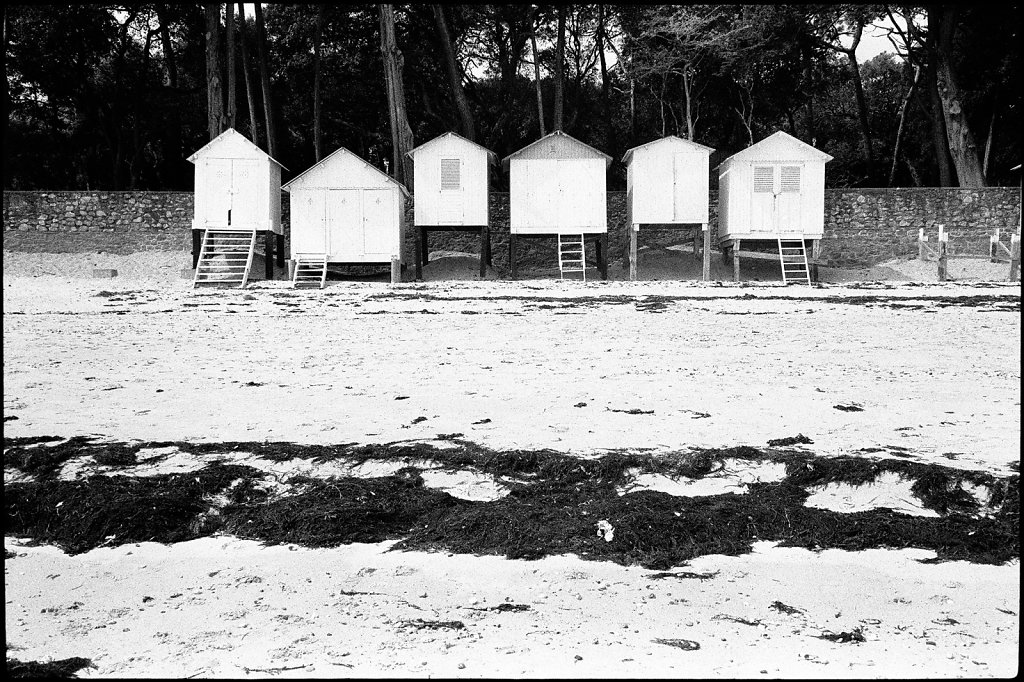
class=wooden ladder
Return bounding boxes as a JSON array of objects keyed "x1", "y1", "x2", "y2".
[
  {"x1": 292, "y1": 254, "x2": 329, "y2": 289},
  {"x1": 193, "y1": 229, "x2": 257, "y2": 288},
  {"x1": 777, "y1": 238, "x2": 811, "y2": 285},
  {"x1": 558, "y1": 234, "x2": 586, "y2": 280}
]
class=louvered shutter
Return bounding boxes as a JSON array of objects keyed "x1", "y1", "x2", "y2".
[
  {"x1": 753, "y1": 166, "x2": 774, "y2": 193},
  {"x1": 781, "y1": 166, "x2": 801, "y2": 193},
  {"x1": 440, "y1": 158, "x2": 460, "y2": 190}
]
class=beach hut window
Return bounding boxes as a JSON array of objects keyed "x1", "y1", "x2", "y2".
[
  {"x1": 753, "y1": 166, "x2": 774, "y2": 193},
  {"x1": 781, "y1": 165, "x2": 801, "y2": 193},
  {"x1": 440, "y1": 158, "x2": 461, "y2": 190}
]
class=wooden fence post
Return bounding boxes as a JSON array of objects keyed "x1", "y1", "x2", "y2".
[
  {"x1": 918, "y1": 228, "x2": 927, "y2": 261},
  {"x1": 937, "y1": 225, "x2": 948, "y2": 282},
  {"x1": 1010, "y1": 234, "x2": 1020, "y2": 282},
  {"x1": 990, "y1": 228, "x2": 1000, "y2": 262}
]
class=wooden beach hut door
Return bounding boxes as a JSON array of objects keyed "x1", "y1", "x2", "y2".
[
  {"x1": 672, "y1": 151, "x2": 703, "y2": 221},
  {"x1": 207, "y1": 159, "x2": 259, "y2": 228},
  {"x1": 326, "y1": 189, "x2": 361, "y2": 259},
  {"x1": 439, "y1": 157, "x2": 464, "y2": 225},
  {"x1": 362, "y1": 189, "x2": 395, "y2": 257},
  {"x1": 750, "y1": 164, "x2": 802, "y2": 234},
  {"x1": 776, "y1": 165, "x2": 803, "y2": 232},
  {"x1": 292, "y1": 191, "x2": 328, "y2": 254}
]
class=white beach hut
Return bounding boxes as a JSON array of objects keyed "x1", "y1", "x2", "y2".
[
  {"x1": 622, "y1": 135, "x2": 715, "y2": 281},
  {"x1": 281, "y1": 146, "x2": 410, "y2": 286},
  {"x1": 187, "y1": 128, "x2": 286, "y2": 286},
  {"x1": 717, "y1": 130, "x2": 832, "y2": 283},
  {"x1": 407, "y1": 132, "x2": 497, "y2": 279},
  {"x1": 502, "y1": 130, "x2": 612, "y2": 279}
]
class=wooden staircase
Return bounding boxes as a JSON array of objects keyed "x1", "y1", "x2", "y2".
[
  {"x1": 292, "y1": 254, "x2": 329, "y2": 289},
  {"x1": 557, "y1": 234, "x2": 586, "y2": 280},
  {"x1": 777, "y1": 238, "x2": 811, "y2": 285},
  {"x1": 193, "y1": 229, "x2": 257, "y2": 288}
]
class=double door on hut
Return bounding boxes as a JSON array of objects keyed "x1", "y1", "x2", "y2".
[
  {"x1": 203, "y1": 158, "x2": 260, "y2": 229},
  {"x1": 749, "y1": 163, "x2": 803, "y2": 234},
  {"x1": 291, "y1": 188, "x2": 395, "y2": 262}
]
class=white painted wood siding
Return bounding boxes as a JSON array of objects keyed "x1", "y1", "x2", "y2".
[
  {"x1": 190, "y1": 129, "x2": 281, "y2": 234},
  {"x1": 284, "y1": 147, "x2": 406, "y2": 263},
  {"x1": 509, "y1": 158, "x2": 606, "y2": 234},
  {"x1": 716, "y1": 131, "x2": 830, "y2": 241},
  {"x1": 626, "y1": 141, "x2": 709, "y2": 226},
  {"x1": 411, "y1": 136, "x2": 489, "y2": 226}
]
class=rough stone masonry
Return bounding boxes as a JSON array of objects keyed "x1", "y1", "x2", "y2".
[{"x1": 3, "y1": 187, "x2": 1020, "y2": 268}]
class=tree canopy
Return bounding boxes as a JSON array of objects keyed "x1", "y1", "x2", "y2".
[{"x1": 4, "y1": 3, "x2": 1020, "y2": 191}]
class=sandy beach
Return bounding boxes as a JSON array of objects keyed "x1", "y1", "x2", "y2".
[{"x1": 3, "y1": 250, "x2": 1020, "y2": 678}]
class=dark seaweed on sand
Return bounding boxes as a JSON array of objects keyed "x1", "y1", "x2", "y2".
[
  {"x1": 6, "y1": 656, "x2": 93, "y2": 678},
  {"x1": 4, "y1": 464, "x2": 262, "y2": 554},
  {"x1": 3, "y1": 438, "x2": 1018, "y2": 566}
]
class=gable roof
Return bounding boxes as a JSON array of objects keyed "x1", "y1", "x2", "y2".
[
  {"x1": 501, "y1": 130, "x2": 612, "y2": 171},
  {"x1": 621, "y1": 135, "x2": 714, "y2": 165},
  {"x1": 281, "y1": 146, "x2": 410, "y2": 198},
  {"x1": 187, "y1": 128, "x2": 288, "y2": 170},
  {"x1": 719, "y1": 130, "x2": 832, "y2": 167},
  {"x1": 407, "y1": 131, "x2": 498, "y2": 164}
]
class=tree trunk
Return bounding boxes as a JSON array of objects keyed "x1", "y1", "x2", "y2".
[
  {"x1": 254, "y1": 2, "x2": 277, "y2": 158},
  {"x1": 156, "y1": 5, "x2": 183, "y2": 184},
  {"x1": 924, "y1": 58, "x2": 955, "y2": 186},
  {"x1": 379, "y1": 4, "x2": 414, "y2": 185},
  {"x1": 225, "y1": 3, "x2": 236, "y2": 130},
  {"x1": 597, "y1": 4, "x2": 614, "y2": 152},
  {"x1": 237, "y1": 2, "x2": 261, "y2": 146},
  {"x1": 982, "y1": 95, "x2": 995, "y2": 182},
  {"x1": 933, "y1": 6, "x2": 985, "y2": 187},
  {"x1": 2, "y1": 6, "x2": 8, "y2": 141},
  {"x1": 889, "y1": 64, "x2": 921, "y2": 187},
  {"x1": 847, "y1": 50, "x2": 874, "y2": 181},
  {"x1": 682, "y1": 68, "x2": 694, "y2": 139},
  {"x1": 553, "y1": 6, "x2": 565, "y2": 131},
  {"x1": 204, "y1": 4, "x2": 224, "y2": 140},
  {"x1": 530, "y1": 23, "x2": 545, "y2": 137},
  {"x1": 313, "y1": 3, "x2": 325, "y2": 160},
  {"x1": 433, "y1": 4, "x2": 476, "y2": 141},
  {"x1": 802, "y1": 44, "x2": 815, "y2": 143}
]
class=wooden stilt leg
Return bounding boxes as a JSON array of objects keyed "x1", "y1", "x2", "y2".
[
  {"x1": 192, "y1": 229, "x2": 202, "y2": 268},
  {"x1": 264, "y1": 231, "x2": 274, "y2": 280},
  {"x1": 702, "y1": 223, "x2": 711, "y2": 282},
  {"x1": 510, "y1": 233, "x2": 518, "y2": 280},
  {"x1": 390, "y1": 256, "x2": 401, "y2": 285},
  {"x1": 421, "y1": 227, "x2": 429, "y2": 266},
  {"x1": 479, "y1": 226, "x2": 487, "y2": 278},
  {"x1": 414, "y1": 225, "x2": 423, "y2": 280},
  {"x1": 733, "y1": 239, "x2": 741, "y2": 282},
  {"x1": 1009, "y1": 235, "x2": 1020, "y2": 281},
  {"x1": 485, "y1": 224, "x2": 493, "y2": 266},
  {"x1": 811, "y1": 239, "x2": 821, "y2": 283},
  {"x1": 276, "y1": 233, "x2": 285, "y2": 267},
  {"x1": 599, "y1": 233, "x2": 608, "y2": 280},
  {"x1": 629, "y1": 224, "x2": 638, "y2": 281}
]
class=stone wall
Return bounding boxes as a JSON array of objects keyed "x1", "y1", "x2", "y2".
[
  {"x1": 820, "y1": 188, "x2": 1021, "y2": 266},
  {"x1": 4, "y1": 187, "x2": 1020, "y2": 268},
  {"x1": 3, "y1": 192, "x2": 193, "y2": 254}
]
